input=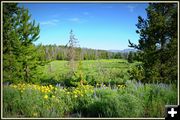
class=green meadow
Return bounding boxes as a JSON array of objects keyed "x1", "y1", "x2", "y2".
[
  {"x1": 40, "y1": 59, "x2": 132, "y2": 84},
  {"x1": 3, "y1": 59, "x2": 177, "y2": 117}
]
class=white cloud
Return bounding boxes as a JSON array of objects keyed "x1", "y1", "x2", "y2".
[
  {"x1": 52, "y1": 14, "x2": 60, "y2": 18},
  {"x1": 68, "y1": 17, "x2": 88, "y2": 24},
  {"x1": 52, "y1": 19, "x2": 59, "y2": 22},
  {"x1": 68, "y1": 17, "x2": 80, "y2": 22},
  {"x1": 127, "y1": 5, "x2": 137, "y2": 12},
  {"x1": 40, "y1": 19, "x2": 59, "y2": 25},
  {"x1": 83, "y1": 12, "x2": 89, "y2": 15}
]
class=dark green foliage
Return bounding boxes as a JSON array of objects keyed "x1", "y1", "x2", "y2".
[
  {"x1": 127, "y1": 51, "x2": 134, "y2": 63},
  {"x1": 16, "y1": 7, "x2": 40, "y2": 83},
  {"x1": 35, "y1": 44, "x2": 130, "y2": 61},
  {"x1": 128, "y1": 3, "x2": 177, "y2": 83},
  {"x1": 3, "y1": 3, "x2": 41, "y2": 83},
  {"x1": 3, "y1": 3, "x2": 21, "y2": 83},
  {"x1": 113, "y1": 52, "x2": 122, "y2": 59},
  {"x1": 132, "y1": 51, "x2": 143, "y2": 61},
  {"x1": 128, "y1": 64, "x2": 145, "y2": 82}
]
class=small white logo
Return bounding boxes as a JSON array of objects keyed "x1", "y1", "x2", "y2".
[{"x1": 168, "y1": 108, "x2": 177, "y2": 117}]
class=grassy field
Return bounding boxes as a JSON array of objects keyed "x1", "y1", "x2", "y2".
[
  {"x1": 3, "y1": 59, "x2": 177, "y2": 118},
  {"x1": 39, "y1": 59, "x2": 139, "y2": 86}
]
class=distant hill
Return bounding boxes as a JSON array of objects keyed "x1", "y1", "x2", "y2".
[{"x1": 108, "y1": 48, "x2": 137, "y2": 53}]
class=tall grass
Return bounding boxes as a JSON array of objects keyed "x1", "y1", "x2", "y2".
[
  {"x1": 3, "y1": 59, "x2": 177, "y2": 118},
  {"x1": 3, "y1": 81, "x2": 177, "y2": 118}
]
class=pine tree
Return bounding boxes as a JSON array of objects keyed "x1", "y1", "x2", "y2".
[
  {"x1": 16, "y1": 7, "x2": 40, "y2": 83},
  {"x1": 128, "y1": 3, "x2": 177, "y2": 83},
  {"x1": 3, "y1": 3, "x2": 21, "y2": 83},
  {"x1": 3, "y1": 3, "x2": 40, "y2": 83}
]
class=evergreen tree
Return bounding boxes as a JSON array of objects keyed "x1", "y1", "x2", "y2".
[
  {"x1": 128, "y1": 3, "x2": 177, "y2": 83},
  {"x1": 3, "y1": 3, "x2": 21, "y2": 83},
  {"x1": 15, "y1": 7, "x2": 40, "y2": 83},
  {"x1": 3, "y1": 3, "x2": 40, "y2": 83}
]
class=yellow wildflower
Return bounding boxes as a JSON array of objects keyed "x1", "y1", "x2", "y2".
[
  {"x1": 44, "y1": 95, "x2": 48, "y2": 99},
  {"x1": 33, "y1": 112, "x2": 38, "y2": 117},
  {"x1": 52, "y1": 95, "x2": 55, "y2": 98},
  {"x1": 41, "y1": 89, "x2": 45, "y2": 93},
  {"x1": 13, "y1": 85, "x2": 17, "y2": 88},
  {"x1": 49, "y1": 85, "x2": 54, "y2": 89},
  {"x1": 47, "y1": 89, "x2": 51, "y2": 93}
]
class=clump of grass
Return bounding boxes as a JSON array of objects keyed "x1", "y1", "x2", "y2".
[
  {"x1": 123, "y1": 80, "x2": 177, "y2": 117},
  {"x1": 83, "y1": 88, "x2": 143, "y2": 117}
]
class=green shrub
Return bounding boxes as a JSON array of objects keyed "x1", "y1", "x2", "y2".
[
  {"x1": 70, "y1": 85, "x2": 94, "y2": 115},
  {"x1": 128, "y1": 64, "x2": 145, "y2": 82}
]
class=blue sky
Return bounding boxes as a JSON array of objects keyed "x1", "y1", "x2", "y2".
[{"x1": 19, "y1": 3, "x2": 148, "y2": 50}]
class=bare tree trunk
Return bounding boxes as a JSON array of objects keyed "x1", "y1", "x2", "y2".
[{"x1": 67, "y1": 30, "x2": 78, "y2": 73}]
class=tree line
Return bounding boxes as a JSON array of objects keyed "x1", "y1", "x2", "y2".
[{"x1": 36, "y1": 44, "x2": 132, "y2": 61}]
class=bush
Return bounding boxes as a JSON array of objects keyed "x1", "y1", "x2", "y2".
[
  {"x1": 128, "y1": 64, "x2": 145, "y2": 82},
  {"x1": 70, "y1": 85, "x2": 94, "y2": 115}
]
